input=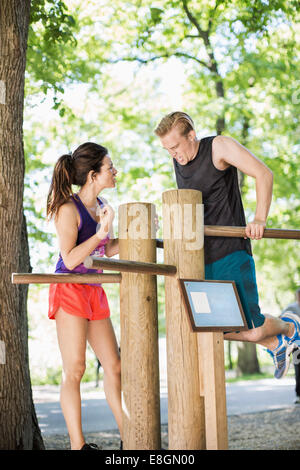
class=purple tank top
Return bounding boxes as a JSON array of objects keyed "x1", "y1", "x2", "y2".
[{"x1": 55, "y1": 194, "x2": 109, "y2": 285}]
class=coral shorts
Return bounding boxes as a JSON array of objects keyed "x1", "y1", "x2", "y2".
[{"x1": 48, "y1": 283, "x2": 110, "y2": 321}]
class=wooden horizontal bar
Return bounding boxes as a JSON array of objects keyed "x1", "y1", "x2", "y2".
[
  {"x1": 84, "y1": 256, "x2": 177, "y2": 277},
  {"x1": 12, "y1": 273, "x2": 122, "y2": 284},
  {"x1": 204, "y1": 226, "x2": 300, "y2": 240},
  {"x1": 156, "y1": 226, "x2": 299, "y2": 249}
]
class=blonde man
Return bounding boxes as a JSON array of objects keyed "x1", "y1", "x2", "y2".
[{"x1": 155, "y1": 111, "x2": 300, "y2": 379}]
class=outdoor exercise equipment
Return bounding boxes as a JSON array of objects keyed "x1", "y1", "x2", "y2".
[{"x1": 12, "y1": 189, "x2": 300, "y2": 450}]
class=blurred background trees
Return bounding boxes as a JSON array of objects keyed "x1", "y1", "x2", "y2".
[
  {"x1": 1, "y1": 0, "x2": 299, "y2": 448},
  {"x1": 24, "y1": 0, "x2": 299, "y2": 375}
]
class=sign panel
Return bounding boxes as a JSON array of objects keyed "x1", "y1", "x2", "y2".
[{"x1": 179, "y1": 279, "x2": 248, "y2": 332}]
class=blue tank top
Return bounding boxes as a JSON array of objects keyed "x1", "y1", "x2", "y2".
[{"x1": 55, "y1": 194, "x2": 110, "y2": 285}]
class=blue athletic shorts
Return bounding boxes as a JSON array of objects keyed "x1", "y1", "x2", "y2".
[{"x1": 205, "y1": 250, "x2": 265, "y2": 330}]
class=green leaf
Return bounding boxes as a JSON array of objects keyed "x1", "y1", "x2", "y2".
[{"x1": 150, "y1": 7, "x2": 164, "y2": 25}]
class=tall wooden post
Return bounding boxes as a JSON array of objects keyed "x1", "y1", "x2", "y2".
[
  {"x1": 162, "y1": 189, "x2": 206, "y2": 450},
  {"x1": 118, "y1": 202, "x2": 161, "y2": 450},
  {"x1": 198, "y1": 332, "x2": 228, "y2": 449},
  {"x1": 163, "y1": 188, "x2": 228, "y2": 450}
]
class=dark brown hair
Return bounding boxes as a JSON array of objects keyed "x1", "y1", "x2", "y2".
[{"x1": 47, "y1": 142, "x2": 108, "y2": 220}]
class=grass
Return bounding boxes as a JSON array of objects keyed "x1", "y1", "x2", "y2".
[
  {"x1": 30, "y1": 357, "x2": 102, "y2": 386},
  {"x1": 226, "y1": 372, "x2": 274, "y2": 383}
]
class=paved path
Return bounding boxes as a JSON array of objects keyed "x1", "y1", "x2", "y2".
[
  {"x1": 33, "y1": 338, "x2": 298, "y2": 435},
  {"x1": 33, "y1": 376, "x2": 298, "y2": 436}
]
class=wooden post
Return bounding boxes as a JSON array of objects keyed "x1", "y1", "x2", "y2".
[
  {"x1": 198, "y1": 332, "x2": 228, "y2": 449},
  {"x1": 163, "y1": 189, "x2": 228, "y2": 450},
  {"x1": 118, "y1": 202, "x2": 161, "y2": 450},
  {"x1": 162, "y1": 189, "x2": 206, "y2": 450}
]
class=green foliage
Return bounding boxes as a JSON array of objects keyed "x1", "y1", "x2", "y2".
[
  {"x1": 24, "y1": 0, "x2": 300, "y2": 320},
  {"x1": 27, "y1": 0, "x2": 77, "y2": 96},
  {"x1": 30, "y1": 358, "x2": 102, "y2": 385},
  {"x1": 30, "y1": 366, "x2": 62, "y2": 385}
]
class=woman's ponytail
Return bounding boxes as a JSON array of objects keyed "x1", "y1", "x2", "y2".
[
  {"x1": 47, "y1": 154, "x2": 74, "y2": 220},
  {"x1": 47, "y1": 142, "x2": 108, "y2": 220}
]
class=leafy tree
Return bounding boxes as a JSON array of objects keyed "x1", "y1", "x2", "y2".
[
  {"x1": 0, "y1": 0, "x2": 80, "y2": 449},
  {"x1": 64, "y1": 0, "x2": 299, "y2": 372},
  {"x1": 0, "y1": 0, "x2": 42, "y2": 449},
  {"x1": 23, "y1": 0, "x2": 300, "y2": 376}
]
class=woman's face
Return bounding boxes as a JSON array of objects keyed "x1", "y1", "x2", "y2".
[{"x1": 95, "y1": 155, "x2": 117, "y2": 189}]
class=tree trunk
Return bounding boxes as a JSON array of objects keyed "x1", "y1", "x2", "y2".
[
  {"x1": 237, "y1": 342, "x2": 260, "y2": 376},
  {"x1": 215, "y1": 79, "x2": 225, "y2": 135},
  {"x1": 235, "y1": 116, "x2": 261, "y2": 376},
  {"x1": 0, "y1": 0, "x2": 45, "y2": 449}
]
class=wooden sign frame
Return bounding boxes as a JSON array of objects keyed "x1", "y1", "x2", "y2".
[{"x1": 178, "y1": 279, "x2": 248, "y2": 332}]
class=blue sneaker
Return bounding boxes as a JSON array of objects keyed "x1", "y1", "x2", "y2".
[
  {"x1": 281, "y1": 312, "x2": 300, "y2": 348},
  {"x1": 267, "y1": 335, "x2": 294, "y2": 379}
]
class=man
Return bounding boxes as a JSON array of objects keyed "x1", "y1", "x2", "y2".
[
  {"x1": 281, "y1": 289, "x2": 300, "y2": 401},
  {"x1": 154, "y1": 111, "x2": 300, "y2": 379}
]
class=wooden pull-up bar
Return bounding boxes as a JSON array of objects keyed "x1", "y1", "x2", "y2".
[
  {"x1": 204, "y1": 225, "x2": 300, "y2": 240},
  {"x1": 11, "y1": 272, "x2": 122, "y2": 284},
  {"x1": 156, "y1": 226, "x2": 300, "y2": 248},
  {"x1": 10, "y1": 197, "x2": 300, "y2": 451},
  {"x1": 13, "y1": 224, "x2": 298, "y2": 285},
  {"x1": 83, "y1": 256, "x2": 177, "y2": 277}
]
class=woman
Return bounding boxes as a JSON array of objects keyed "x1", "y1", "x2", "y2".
[{"x1": 46, "y1": 142, "x2": 121, "y2": 450}]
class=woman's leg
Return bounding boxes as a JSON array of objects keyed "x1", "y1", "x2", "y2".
[
  {"x1": 87, "y1": 318, "x2": 122, "y2": 438},
  {"x1": 55, "y1": 307, "x2": 88, "y2": 450}
]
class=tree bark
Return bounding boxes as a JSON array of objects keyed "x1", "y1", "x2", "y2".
[
  {"x1": 182, "y1": 1, "x2": 226, "y2": 134},
  {"x1": 0, "y1": 0, "x2": 44, "y2": 449},
  {"x1": 235, "y1": 115, "x2": 260, "y2": 376},
  {"x1": 237, "y1": 342, "x2": 260, "y2": 376}
]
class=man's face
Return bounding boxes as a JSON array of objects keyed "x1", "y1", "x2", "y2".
[{"x1": 160, "y1": 126, "x2": 197, "y2": 165}]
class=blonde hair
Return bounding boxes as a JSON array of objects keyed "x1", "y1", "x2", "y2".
[{"x1": 154, "y1": 111, "x2": 195, "y2": 137}]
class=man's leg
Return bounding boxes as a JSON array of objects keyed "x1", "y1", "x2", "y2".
[
  {"x1": 205, "y1": 250, "x2": 300, "y2": 379},
  {"x1": 225, "y1": 314, "x2": 300, "y2": 379},
  {"x1": 224, "y1": 314, "x2": 294, "y2": 349}
]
